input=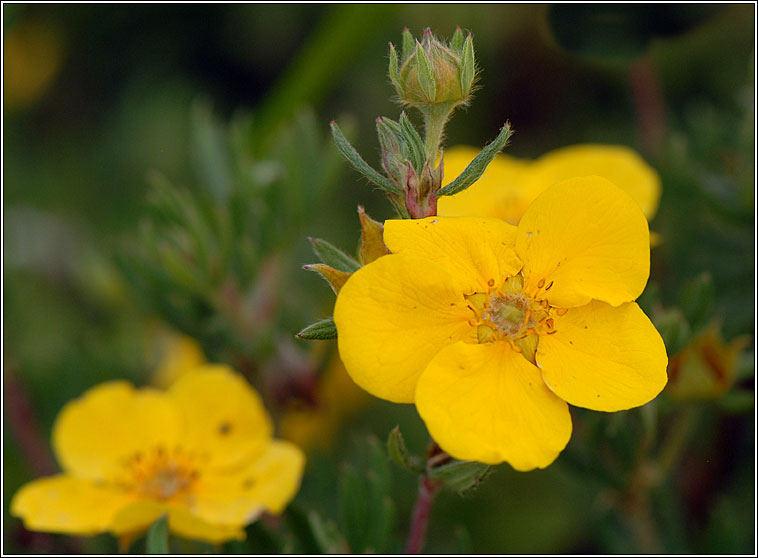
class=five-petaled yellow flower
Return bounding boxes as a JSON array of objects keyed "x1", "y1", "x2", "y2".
[
  {"x1": 11, "y1": 366, "x2": 305, "y2": 544},
  {"x1": 334, "y1": 176, "x2": 668, "y2": 470}
]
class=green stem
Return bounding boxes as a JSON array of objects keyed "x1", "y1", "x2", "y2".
[
  {"x1": 422, "y1": 104, "x2": 455, "y2": 161},
  {"x1": 655, "y1": 404, "x2": 698, "y2": 477}
]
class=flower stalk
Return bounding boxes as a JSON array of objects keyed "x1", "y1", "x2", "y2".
[{"x1": 404, "y1": 475, "x2": 441, "y2": 554}]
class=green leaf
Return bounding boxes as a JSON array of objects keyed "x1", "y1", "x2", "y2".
[
  {"x1": 330, "y1": 121, "x2": 402, "y2": 195},
  {"x1": 308, "y1": 237, "x2": 360, "y2": 272},
  {"x1": 414, "y1": 41, "x2": 436, "y2": 101},
  {"x1": 438, "y1": 123, "x2": 513, "y2": 196},
  {"x1": 387, "y1": 426, "x2": 425, "y2": 473},
  {"x1": 678, "y1": 272, "x2": 714, "y2": 332},
  {"x1": 284, "y1": 504, "x2": 322, "y2": 554},
  {"x1": 401, "y1": 27, "x2": 414, "y2": 61},
  {"x1": 307, "y1": 510, "x2": 349, "y2": 553},
  {"x1": 388, "y1": 42, "x2": 402, "y2": 95},
  {"x1": 453, "y1": 525, "x2": 473, "y2": 553},
  {"x1": 450, "y1": 26, "x2": 464, "y2": 53},
  {"x1": 190, "y1": 99, "x2": 233, "y2": 203},
  {"x1": 428, "y1": 460, "x2": 491, "y2": 495},
  {"x1": 399, "y1": 112, "x2": 425, "y2": 171},
  {"x1": 338, "y1": 464, "x2": 370, "y2": 553},
  {"x1": 460, "y1": 33, "x2": 476, "y2": 95},
  {"x1": 718, "y1": 390, "x2": 754, "y2": 414},
  {"x1": 654, "y1": 307, "x2": 691, "y2": 355},
  {"x1": 146, "y1": 515, "x2": 169, "y2": 554},
  {"x1": 297, "y1": 317, "x2": 337, "y2": 340}
]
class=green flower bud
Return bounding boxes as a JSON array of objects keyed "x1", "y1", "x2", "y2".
[
  {"x1": 389, "y1": 27, "x2": 477, "y2": 109},
  {"x1": 376, "y1": 116, "x2": 411, "y2": 188}
]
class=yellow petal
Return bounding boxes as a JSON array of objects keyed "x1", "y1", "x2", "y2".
[
  {"x1": 415, "y1": 342, "x2": 572, "y2": 470},
  {"x1": 10, "y1": 475, "x2": 134, "y2": 535},
  {"x1": 438, "y1": 147, "x2": 535, "y2": 225},
  {"x1": 537, "y1": 301, "x2": 668, "y2": 411},
  {"x1": 53, "y1": 382, "x2": 182, "y2": 481},
  {"x1": 110, "y1": 501, "x2": 245, "y2": 544},
  {"x1": 151, "y1": 332, "x2": 206, "y2": 389},
  {"x1": 384, "y1": 216, "x2": 523, "y2": 294},
  {"x1": 168, "y1": 366, "x2": 273, "y2": 470},
  {"x1": 516, "y1": 176, "x2": 650, "y2": 308},
  {"x1": 334, "y1": 253, "x2": 475, "y2": 403},
  {"x1": 192, "y1": 441, "x2": 305, "y2": 525},
  {"x1": 526, "y1": 144, "x2": 661, "y2": 220}
]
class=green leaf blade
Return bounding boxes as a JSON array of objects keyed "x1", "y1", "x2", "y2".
[
  {"x1": 297, "y1": 317, "x2": 337, "y2": 340},
  {"x1": 309, "y1": 237, "x2": 360, "y2": 272},
  {"x1": 330, "y1": 121, "x2": 402, "y2": 195},
  {"x1": 146, "y1": 515, "x2": 169, "y2": 555},
  {"x1": 438, "y1": 123, "x2": 513, "y2": 196}
]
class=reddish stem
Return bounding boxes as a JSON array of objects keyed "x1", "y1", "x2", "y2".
[
  {"x1": 404, "y1": 475, "x2": 440, "y2": 554},
  {"x1": 629, "y1": 55, "x2": 667, "y2": 158},
  {"x1": 3, "y1": 363, "x2": 57, "y2": 476}
]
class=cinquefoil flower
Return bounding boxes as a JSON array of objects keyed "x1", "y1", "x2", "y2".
[
  {"x1": 335, "y1": 177, "x2": 667, "y2": 470},
  {"x1": 11, "y1": 366, "x2": 305, "y2": 544},
  {"x1": 438, "y1": 144, "x2": 661, "y2": 226}
]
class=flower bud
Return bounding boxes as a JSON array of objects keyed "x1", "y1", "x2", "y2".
[
  {"x1": 404, "y1": 155, "x2": 444, "y2": 219},
  {"x1": 389, "y1": 27, "x2": 476, "y2": 109},
  {"x1": 376, "y1": 116, "x2": 411, "y2": 189}
]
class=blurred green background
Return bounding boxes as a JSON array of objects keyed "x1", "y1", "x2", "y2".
[{"x1": 3, "y1": 4, "x2": 755, "y2": 554}]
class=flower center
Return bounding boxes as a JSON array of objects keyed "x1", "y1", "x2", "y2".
[
  {"x1": 121, "y1": 446, "x2": 200, "y2": 502},
  {"x1": 465, "y1": 272, "x2": 564, "y2": 363}
]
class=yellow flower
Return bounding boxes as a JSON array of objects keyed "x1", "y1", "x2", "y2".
[
  {"x1": 334, "y1": 177, "x2": 668, "y2": 470},
  {"x1": 150, "y1": 330, "x2": 206, "y2": 389},
  {"x1": 11, "y1": 366, "x2": 305, "y2": 545},
  {"x1": 438, "y1": 144, "x2": 661, "y2": 225}
]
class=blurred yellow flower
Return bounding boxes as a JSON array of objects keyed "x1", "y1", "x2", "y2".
[
  {"x1": 150, "y1": 330, "x2": 206, "y2": 389},
  {"x1": 438, "y1": 144, "x2": 661, "y2": 225},
  {"x1": 11, "y1": 367, "x2": 305, "y2": 545},
  {"x1": 335, "y1": 177, "x2": 667, "y2": 470},
  {"x1": 4, "y1": 20, "x2": 64, "y2": 110}
]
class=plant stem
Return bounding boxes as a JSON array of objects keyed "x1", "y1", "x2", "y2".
[
  {"x1": 629, "y1": 54, "x2": 667, "y2": 158},
  {"x1": 404, "y1": 475, "x2": 440, "y2": 554},
  {"x1": 3, "y1": 362, "x2": 57, "y2": 476},
  {"x1": 422, "y1": 104, "x2": 454, "y2": 161}
]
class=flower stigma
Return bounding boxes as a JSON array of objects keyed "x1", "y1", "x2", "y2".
[
  {"x1": 464, "y1": 272, "x2": 566, "y2": 363},
  {"x1": 121, "y1": 445, "x2": 201, "y2": 502}
]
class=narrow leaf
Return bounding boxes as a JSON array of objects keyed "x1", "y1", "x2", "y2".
[
  {"x1": 146, "y1": 515, "x2": 169, "y2": 554},
  {"x1": 399, "y1": 112, "x2": 425, "y2": 171},
  {"x1": 339, "y1": 464, "x2": 370, "y2": 553},
  {"x1": 401, "y1": 27, "x2": 414, "y2": 61},
  {"x1": 304, "y1": 263, "x2": 353, "y2": 294},
  {"x1": 330, "y1": 121, "x2": 403, "y2": 195},
  {"x1": 414, "y1": 41, "x2": 436, "y2": 101},
  {"x1": 284, "y1": 505, "x2": 322, "y2": 554},
  {"x1": 460, "y1": 33, "x2": 475, "y2": 95},
  {"x1": 307, "y1": 510, "x2": 349, "y2": 553},
  {"x1": 388, "y1": 42, "x2": 402, "y2": 94},
  {"x1": 450, "y1": 26, "x2": 464, "y2": 52},
  {"x1": 387, "y1": 426, "x2": 425, "y2": 473},
  {"x1": 365, "y1": 436, "x2": 394, "y2": 553},
  {"x1": 428, "y1": 460, "x2": 491, "y2": 495},
  {"x1": 678, "y1": 272, "x2": 714, "y2": 332},
  {"x1": 438, "y1": 123, "x2": 513, "y2": 196},
  {"x1": 297, "y1": 317, "x2": 337, "y2": 340},
  {"x1": 309, "y1": 237, "x2": 360, "y2": 272}
]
